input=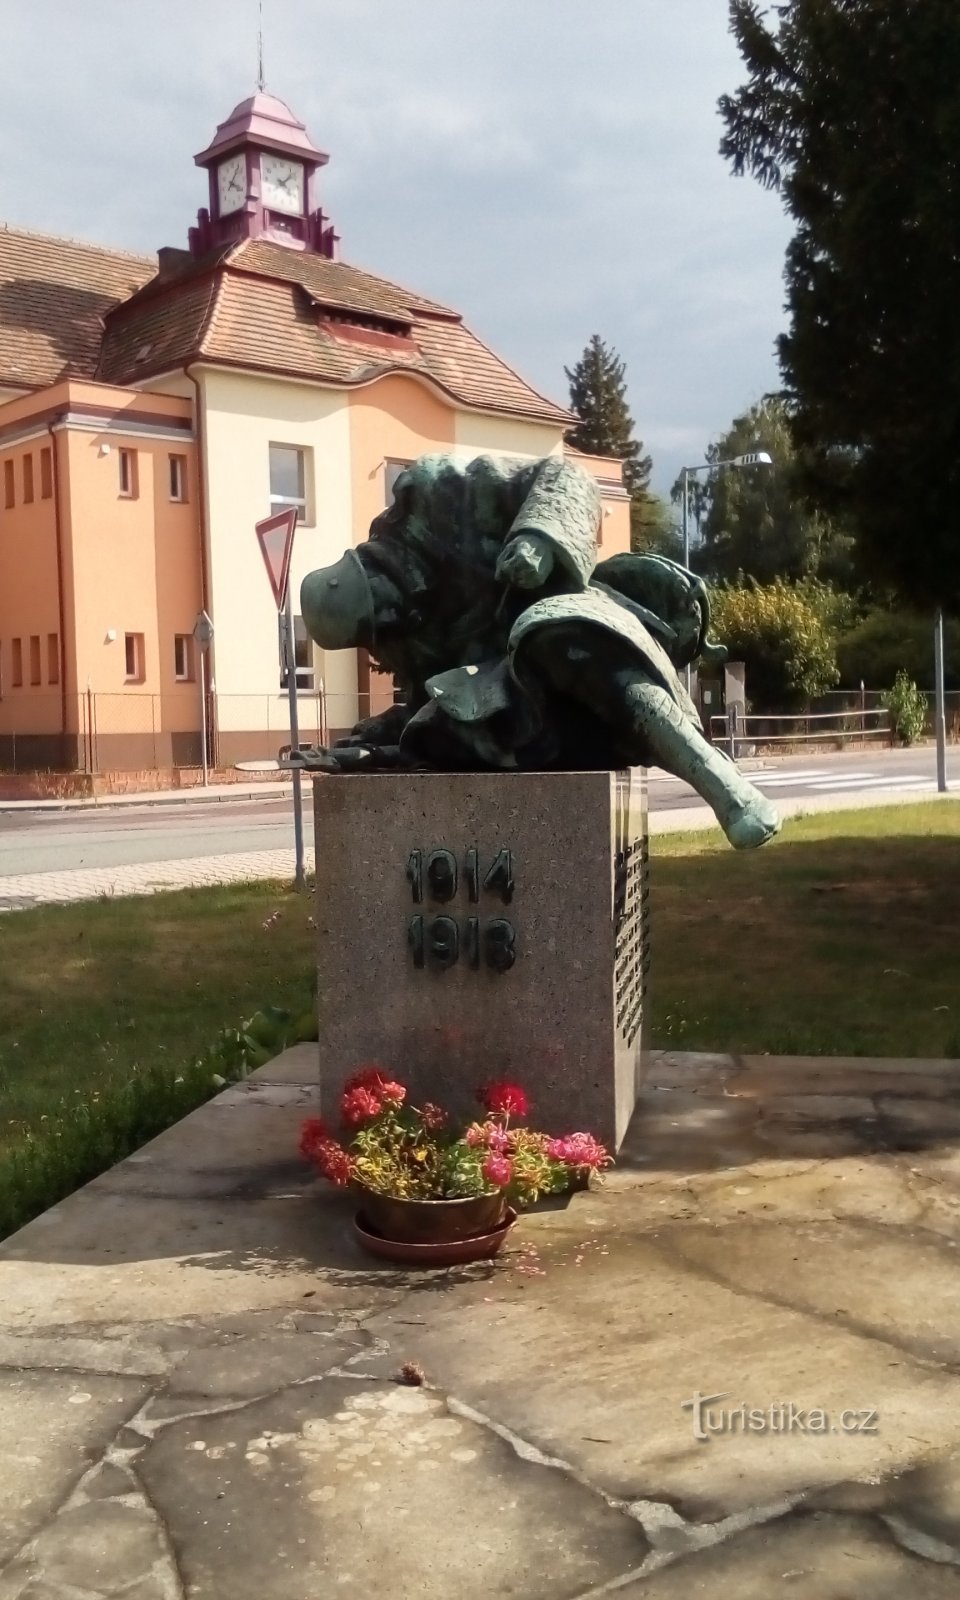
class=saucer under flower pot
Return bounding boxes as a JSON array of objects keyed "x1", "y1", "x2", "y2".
[
  {"x1": 353, "y1": 1186, "x2": 508, "y2": 1245},
  {"x1": 353, "y1": 1207, "x2": 517, "y2": 1266}
]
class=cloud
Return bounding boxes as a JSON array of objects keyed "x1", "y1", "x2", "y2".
[{"x1": 1, "y1": 0, "x2": 793, "y2": 491}]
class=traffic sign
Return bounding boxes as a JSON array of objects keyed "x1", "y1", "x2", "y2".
[
  {"x1": 192, "y1": 609, "x2": 214, "y2": 651},
  {"x1": 255, "y1": 507, "x2": 298, "y2": 609}
]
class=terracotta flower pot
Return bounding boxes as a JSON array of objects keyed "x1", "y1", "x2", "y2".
[{"x1": 354, "y1": 1186, "x2": 507, "y2": 1245}]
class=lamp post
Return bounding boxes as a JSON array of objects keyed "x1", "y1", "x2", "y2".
[
  {"x1": 679, "y1": 451, "x2": 773, "y2": 689},
  {"x1": 935, "y1": 608, "x2": 948, "y2": 793}
]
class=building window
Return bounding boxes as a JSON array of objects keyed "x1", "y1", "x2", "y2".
[
  {"x1": 384, "y1": 459, "x2": 412, "y2": 504},
  {"x1": 118, "y1": 448, "x2": 138, "y2": 498},
  {"x1": 168, "y1": 454, "x2": 187, "y2": 502},
  {"x1": 124, "y1": 632, "x2": 145, "y2": 683},
  {"x1": 173, "y1": 634, "x2": 194, "y2": 682},
  {"x1": 40, "y1": 448, "x2": 53, "y2": 500},
  {"x1": 11, "y1": 638, "x2": 22, "y2": 687},
  {"x1": 47, "y1": 633, "x2": 59, "y2": 685},
  {"x1": 269, "y1": 444, "x2": 309, "y2": 523},
  {"x1": 279, "y1": 613, "x2": 314, "y2": 692},
  {"x1": 23, "y1": 454, "x2": 34, "y2": 505},
  {"x1": 3, "y1": 461, "x2": 13, "y2": 509},
  {"x1": 29, "y1": 635, "x2": 41, "y2": 686}
]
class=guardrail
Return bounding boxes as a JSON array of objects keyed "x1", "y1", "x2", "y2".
[{"x1": 709, "y1": 706, "x2": 892, "y2": 759}]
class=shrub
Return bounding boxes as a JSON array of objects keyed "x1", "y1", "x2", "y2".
[
  {"x1": 838, "y1": 609, "x2": 960, "y2": 691},
  {"x1": 882, "y1": 670, "x2": 928, "y2": 746},
  {"x1": 709, "y1": 579, "x2": 840, "y2": 712}
]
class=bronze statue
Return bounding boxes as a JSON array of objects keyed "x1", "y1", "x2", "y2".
[{"x1": 298, "y1": 454, "x2": 779, "y2": 850}]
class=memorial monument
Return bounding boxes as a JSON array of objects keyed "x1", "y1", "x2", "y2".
[{"x1": 297, "y1": 455, "x2": 779, "y2": 1148}]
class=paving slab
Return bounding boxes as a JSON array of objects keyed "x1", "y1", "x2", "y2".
[{"x1": 3, "y1": 1048, "x2": 960, "y2": 1596}]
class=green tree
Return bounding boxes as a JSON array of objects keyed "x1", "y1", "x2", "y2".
[
  {"x1": 674, "y1": 397, "x2": 854, "y2": 586},
  {"x1": 837, "y1": 609, "x2": 960, "y2": 691},
  {"x1": 710, "y1": 579, "x2": 840, "y2": 712},
  {"x1": 720, "y1": 0, "x2": 960, "y2": 611},
  {"x1": 630, "y1": 492, "x2": 683, "y2": 562},
  {"x1": 565, "y1": 335, "x2": 653, "y2": 515}
]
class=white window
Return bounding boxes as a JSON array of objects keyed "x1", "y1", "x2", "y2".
[
  {"x1": 168, "y1": 454, "x2": 187, "y2": 502},
  {"x1": 269, "y1": 444, "x2": 309, "y2": 523},
  {"x1": 279, "y1": 613, "x2": 314, "y2": 692},
  {"x1": 174, "y1": 634, "x2": 194, "y2": 682},
  {"x1": 119, "y1": 448, "x2": 138, "y2": 498},
  {"x1": 124, "y1": 632, "x2": 145, "y2": 683},
  {"x1": 384, "y1": 458, "x2": 412, "y2": 505}
]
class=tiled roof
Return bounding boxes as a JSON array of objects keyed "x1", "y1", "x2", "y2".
[
  {"x1": 99, "y1": 238, "x2": 571, "y2": 426},
  {"x1": 0, "y1": 225, "x2": 154, "y2": 388},
  {"x1": 0, "y1": 221, "x2": 571, "y2": 426}
]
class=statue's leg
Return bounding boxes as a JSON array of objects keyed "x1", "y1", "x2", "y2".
[{"x1": 620, "y1": 677, "x2": 780, "y2": 850}]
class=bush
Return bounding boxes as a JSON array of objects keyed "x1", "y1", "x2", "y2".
[
  {"x1": 709, "y1": 579, "x2": 840, "y2": 712},
  {"x1": 882, "y1": 670, "x2": 928, "y2": 746},
  {"x1": 837, "y1": 608, "x2": 960, "y2": 691}
]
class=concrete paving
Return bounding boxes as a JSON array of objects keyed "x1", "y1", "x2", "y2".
[{"x1": 3, "y1": 1046, "x2": 960, "y2": 1595}]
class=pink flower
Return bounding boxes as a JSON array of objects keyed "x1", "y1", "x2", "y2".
[
  {"x1": 486, "y1": 1126, "x2": 511, "y2": 1153},
  {"x1": 465, "y1": 1123, "x2": 488, "y2": 1148},
  {"x1": 313, "y1": 1141, "x2": 354, "y2": 1186},
  {"x1": 546, "y1": 1133, "x2": 611, "y2": 1170},
  {"x1": 420, "y1": 1102, "x2": 446, "y2": 1131},
  {"x1": 377, "y1": 1079, "x2": 407, "y2": 1108},
  {"x1": 341, "y1": 1085, "x2": 383, "y2": 1126},
  {"x1": 479, "y1": 1081, "x2": 530, "y2": 1119},
  {"x1": 482, "y1": 1153, "x2": 513, "y2": 1187}
]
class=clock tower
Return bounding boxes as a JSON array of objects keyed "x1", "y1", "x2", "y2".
[{"x1": 189, "y1": 92, "x2": 338, "y2": 258}]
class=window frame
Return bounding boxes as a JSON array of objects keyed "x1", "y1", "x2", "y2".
[
  {"x1": 118, "y1": 448, "x2": 139, "y2": 500},
  {"x1": 384, "y1": 458, "x2": 413, "y2": 505},
  {"x1": 268, "y1": 443, "x2": 311, "y2": 526},
  {"x1": 124, "y1": 632, "x2": 145, "y2": 684},
  {"x1": 22, "y1": 454, "x2": 34, "y2": 505},
  {"x1": 3, "y1": 460, "x2": 14, "y2": 509},
  {"x1": 168, "y1": 454, "x2": 187, "y2": 503},
  {"x1": 28, "y1": 635, "x2": 41, "y2": 686},
  {"x1": 47, "y1": 633, "x2": 59, "y2": 685},
  {"x1": 40, "y1": 447, "x2": 53, "y2": 500},
  {"x1": 173, "y1": 633, "x2": 194, "y2": 682},
  {"x1": 278, "y1": 612, "x2": 315, "y2": 693},
  {"x1": 11, "y1": 638, "x2": 22, "y2": 688}
]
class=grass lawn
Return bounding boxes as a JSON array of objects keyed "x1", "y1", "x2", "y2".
[
  {"x1": 650, "y1": 800, "x2": 960, "y2": 1057},
  {"x1": 0, "y1": 801, "x2": 958, "y2": 1160},
  {"x1": 0, "y1": 881, "x2": 314, "y2": 1156}
]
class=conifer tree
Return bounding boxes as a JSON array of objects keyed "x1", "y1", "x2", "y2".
[{"x1": 565, "y1": 335, "x2": 652, "y2": 502}]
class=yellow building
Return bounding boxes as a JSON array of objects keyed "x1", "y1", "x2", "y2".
[{"x1": 0, "y1": 91, "x2": 631, "y2": 783}]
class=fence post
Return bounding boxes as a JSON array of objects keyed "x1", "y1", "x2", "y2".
[{"x1": 728, "y1": 704, "x2": 739, "y2": 762}]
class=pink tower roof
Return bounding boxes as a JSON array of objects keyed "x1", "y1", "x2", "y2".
[{"x1": 195, "y1": 92, "x2": 328, "y2": 166}]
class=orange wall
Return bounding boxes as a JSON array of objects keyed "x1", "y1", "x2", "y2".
[
  {"x1": 348, "y1": 373, "x2": 456, "y2": 544},
  {"x1": 0, "y1": 434, "x2": 62, "y2": 732},
  {"x1": 0, "y1": 380, "x2": 201, "y2": 738}
]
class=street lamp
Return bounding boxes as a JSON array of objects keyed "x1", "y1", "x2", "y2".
[
  {"x1": 679, "y1": 451, "x2": 773, "y2": 689},
  {"x1": 680, "y1": 451, "x2": 773, "y2": 570},
  {"x1": 935, "y1": 609, "x2": 948, "y2": 793}
]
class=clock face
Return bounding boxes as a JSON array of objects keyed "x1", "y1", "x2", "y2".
[
  {"x1": 261, "y1": 154, "x2": 305, "y2": 215},
  {"x1": 217, "y1": 155, "x2": 246, "y2": 216}
]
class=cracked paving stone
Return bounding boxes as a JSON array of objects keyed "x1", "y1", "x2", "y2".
[
  {"x1": 24, "y1": 1501, "x2": 170, "y2": 1596},
  {"x1": 137, "y1": 1376, "x2": 648, "y2": 1599},
  {"x1": 616, "y1": 1509, "x2": 960, "y2": 1596},
  {"x1": 374, "y1": 1233, "x2": 960, "y2": 1521},
  {"x1": 0, "y1": 1371, "x2": 150, "y2": 1566}
]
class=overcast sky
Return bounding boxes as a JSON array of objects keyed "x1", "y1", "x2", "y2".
[{"x1": 1, "y1": 0, "x2": 792, "y2": 499}]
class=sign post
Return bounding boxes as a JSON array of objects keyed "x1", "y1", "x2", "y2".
[
  {"x1": 192, "y1": 609, "x2": 215, "y2": 787},
  {"x1": 255, "y1": 507, "x2": 306, "y2": 889}
]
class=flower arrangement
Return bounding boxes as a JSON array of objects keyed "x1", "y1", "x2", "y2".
[{"x1": 299, "y1": 1067, "x2": 612, "y2": 1208}]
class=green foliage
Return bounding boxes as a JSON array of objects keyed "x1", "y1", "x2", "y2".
[
  {"x1": 565, "y1": 333, "x2": 652, "y2": 504},
  {"x1": 630, "y1": 492, "x2": 683, "y2": 561},
  {"x1": 675, "y1": 397, "x2": 854, "y2": 586},
  {"x1": 837, "y1": 609, "x2": 960, "y2": 691},
  {"x1": 882, "y1": 670, "x2": 928, "y2": 746},
  {"x1": 709, "y1": 579, "x2": 839, "y2": 712},
  {"x1": 721, "y1": 0, "x2": 960, "y2": 610},
  {"x1": 0, "y1": 1003, "x2": 309, "y2": 1243}
]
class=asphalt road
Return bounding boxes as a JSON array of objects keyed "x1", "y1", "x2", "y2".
[{"x1": 0, "y1": 744, "x2": 956, "y2": 879}]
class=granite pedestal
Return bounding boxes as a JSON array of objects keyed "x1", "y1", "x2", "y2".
[{"x1": 312, "y1": 770, "x2": 649, "y2": 1151}]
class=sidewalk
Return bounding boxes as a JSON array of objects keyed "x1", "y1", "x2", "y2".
[
  {"x1": 3, "y1": 1045, "x2": 960, "y2": 1597},
  {"x1": 1, "y1": 787, "x2": 953, "y2": 912},
  {"x1": 0, "y1": 779, "x2": 293, "y2": 813}
]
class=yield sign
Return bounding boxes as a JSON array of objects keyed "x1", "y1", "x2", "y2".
[{"x1": 255, "y1": 507, "x2": 298, "y2": 609}]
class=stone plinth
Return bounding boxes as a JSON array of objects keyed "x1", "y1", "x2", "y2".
[{"x1": 312, "y1": 770, "x2": 648, "y2": 1150}]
